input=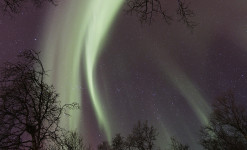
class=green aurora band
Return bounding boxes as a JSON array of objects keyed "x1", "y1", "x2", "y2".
[
  {"x1": 39, "y1": 0, "x2": 211, "y2": 145},
  {"x1": 40, "y1": 0, "x2": 124, "y2": 141},
  {"x1": 161, "y1": 60, "x2": 211, "y2": 124},
  {"x1": 144, "y1": 39, "x2": 211, "y2": 124},
  {"x1": 140, "y1": 39, "x2": 211, "y2": 147}
]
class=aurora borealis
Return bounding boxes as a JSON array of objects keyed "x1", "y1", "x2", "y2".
[
  {"x1": 40, "y1": 0, "x2": 124, "y2": 141},
  {"x1": 1, "y1": 0, "x2": 247, "y2": 149}
]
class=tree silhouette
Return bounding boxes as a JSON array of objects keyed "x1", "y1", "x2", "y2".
[
  {"x1": 1, "y1": 0, "x2": 196, "y2": 30},
  {"x1": 0, "y1": 50, "x2": 78, "y2": 150},
  {"x1": 47, "y1": 130, "x2": 90, "y2": 150},
  {"x1": 169, "y1": 137, "x2": 189, "y2": 150},
  {"x1": 176, "y1": 0, "x2": 196, "y2": 29},
  {"x1": 126, "y1": 0, "x2": 172, "y2": 24},
  {"x1": 126, "y1": 0, "x2": 196, "y2": 29},
  {"x1": 62, "y1": 131, "x2": 85, "y2": 150},
  {"x1": 0, "y1": 0, "x2": 55, "y2": 14},
  {"x1": 110, "y1": 121, "x2": 158, "y2": 150},
  {"x1": 98, "y1": 141, "x2": 111, "y2": 150},
  {"x1": 200, "y1": 91, "x2": 247, "y2": 150},
  {"x1": 112, "y1": 134, "x2": 125, "y2": 150}
]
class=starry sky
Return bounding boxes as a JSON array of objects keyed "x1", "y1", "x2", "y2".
[{"x1": 1, "y1": 0, "x2": 247, "y2": 149}]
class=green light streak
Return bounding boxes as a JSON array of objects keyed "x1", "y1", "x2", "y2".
[
  {"x1": 157, "y1": 121, "x2": 172, "y2": 149},
  {"x1": 156, "y1": 57, "x2": 210, "y2": 147},
  {"x1": 39, "y1": 0, "x2": 123, "y2": 140},
  {"x1": 142, "y1": 39, "x2": 211, "y2": 125},
  {"x1": 160, "y1": 60, "x2": 211, "y2": 124},
  {"x1": 40, "y1": 0, "x2": 89, "y2": 130},
  {"x1": 84, "y1": 0, "x2": 124, "y2": 141}
]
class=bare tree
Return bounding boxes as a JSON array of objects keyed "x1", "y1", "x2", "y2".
[
  {"x1": 112, "y1": 134, "x2": 125, "y2": 150},
  {"x1": 126, "y1": 0, "x2": 172, "y2": 24},
  {"x1": 110, "y1": 121, "x2": 158, "y2": 150},
  {"x1": 128, "y1": 121, "x2": 157, "y2": 150},
  {"x1": 125, "y1": 0, "x2": 196, "y2": 29},
  {"x1": 200, "y1": 91, "x2": 247, "y2": 150},
  {"x1": 62, "y1": 131, "x2": 85, "y2": 150},
  {"x1": 0, "y1": 0, "x2": 55, "y2": 14},
  {"x1": 1, "y1": 0, "x2": 196, "y2": 30},
  {"x1": 47, "y1": 131, "x2": 90, "y2": 150},
  {"x1": 0, "y1": 50, "x2": 78, "y2": 150},
  {"x1": 98, "y1": 141, "x2": 112, "y2": 150},
  {"x1": 176, "y1": 0, "x2": 197, "y2": 29},
  {"x1": 169, "y1": 137, "x2": 189, "y2": 150}
]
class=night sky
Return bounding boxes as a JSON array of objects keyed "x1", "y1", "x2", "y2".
[{"x1": 1, "y1": 0, "x2": 247, "y2": 149}]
